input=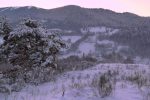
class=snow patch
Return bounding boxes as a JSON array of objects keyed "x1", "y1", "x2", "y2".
[
  {"x1": 78, "y1": 42, "x2": 95, "y2": 54},
  {"x1": 88, "y1": 26, "x2": 107, "y2": 33},
  {"x1": 62, "y1": 36, "x2": 81, "y2": 43},
  {"x1": 81, "y1": 26, "x2": 107, "y2": 33},
  {"x1": 108, "y1": 29, "x2": 119, "y2": 35},
  {"x1": 81, "y1": 26, "x2": 119, "y2": 36},
  {"x1": 10, "y1": 7, "x2": 20, "y2": 10},
  {"x1": 0, "y1": 8, "x2": 9, "y2": 12},
  {"x1": 27, "y1": 6, "x2": 33, "y2": 9},
  {"x1": 134, "y1": 57, "x2": 150, "y2": 65},
  {"x1": 97, "y1": 40, "x2": 114, "y2": 45}
]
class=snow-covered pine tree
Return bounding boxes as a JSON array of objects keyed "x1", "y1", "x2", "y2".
[
  {"x1": 1, "y1": 18, "x2": 66, "y2": 84},
  {"x1": 2, "y1": 18, "x2": 65, "y2": 68}
]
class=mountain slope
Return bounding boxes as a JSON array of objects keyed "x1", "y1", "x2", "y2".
[{"x1": 0, "y1": 5, "x2": 150, "y2": 30}]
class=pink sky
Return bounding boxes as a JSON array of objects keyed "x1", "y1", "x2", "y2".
[{"x1": 0, "y1": 0, "x2": 150, "y2": 16}]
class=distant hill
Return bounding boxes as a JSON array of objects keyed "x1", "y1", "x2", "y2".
[{"x1": 0, "y1": 5, "x2": 150, "y2": 31}]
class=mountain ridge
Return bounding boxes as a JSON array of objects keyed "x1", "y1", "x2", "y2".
[
  {"x1": 0, "y1": 5, "x2": 150, "y2": 31},
  {"x1": 0, "y1": 5, "x2": 149, "y2": 18}
]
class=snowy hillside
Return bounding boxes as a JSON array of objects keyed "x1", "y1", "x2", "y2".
[
  {"x1": 81, "y1": 26, "x2": 119, "y2": 36},
  {"x1": 1, "y1": 64, "x2": 150, "y2": 100},
  {"x1": 63, "y1": 27, "x2": 126, "y2": 58}
]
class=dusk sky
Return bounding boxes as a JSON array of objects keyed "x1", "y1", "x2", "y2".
[{"x1": 0, "y1": 0, "x2": 150, "y2": 17}]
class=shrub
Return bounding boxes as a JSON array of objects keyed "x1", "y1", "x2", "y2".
[
  {"x1": 98, "y1": 73, "x2": 113, "y2": 98},
  {"x1": 57, "y1": 55, "x2": 97, "y2": 72}
]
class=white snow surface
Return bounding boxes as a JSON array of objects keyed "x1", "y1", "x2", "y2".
[
  {"x1": 0, "y1": 63, "x2": 150, "y2": 100},
  {"x1": 62, "y1": 36, "x2": 81, "y2": 43},
  {"x1": 77, "y1": 35, "x2": 97, "y2": 55},
  {"x1": 0, "y1": 8, "x2": 10, "y2": 12},
  {"x1": 78, "y1": 42, "x2": 95, "y2": 55},
  {"x1": 0, "y1": 37, "x2": 4, "y2": 45},
  {"x1": 81, "y1": 26, "x2": 119, "y2": 36},
  {"x1": 10, "y1": 7, "x2": 20, "y2": 10},
  {"x1": 89, "y1": 26, "x2": 107, "y2": 33},
  {"x1": 0, "y1": 7, "x2": 20, "y2": 12},
  {"x1": 97, "y1": 40, "x2": 114, "y2": 45}
]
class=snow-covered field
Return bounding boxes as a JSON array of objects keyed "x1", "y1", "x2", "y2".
[
  {"x1": 97, "y1": 40, "x2": 115, "y2": 46},
  {"x1": 0, "y1": 63, "x2": 150, "y2": 100},
  {"x1": 78, "y1": 42, "x2": 95, "y2": 55},
  {"x1": 77, "y1": 35, "x2": 96, "y2": 55},
  {"x1": 62, "y1": 36, "x2": 81, "y2": 43},
  {"x1": 81, "y1": 26, "x2": 119, "y2": 36}
]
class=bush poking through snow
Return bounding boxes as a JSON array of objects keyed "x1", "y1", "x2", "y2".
[
  {"x1": 91, "y1": 70, "x2": 117, "y2": 98},
  {"x1": 58, "y1": 55, "x2": 97, "y2": 72},
  {"x1": 126, "y1": 71, "x2": 148, "y2": 88},
  {"x1": 98, "y1": 72, "x2": 114, "y2": 98}
]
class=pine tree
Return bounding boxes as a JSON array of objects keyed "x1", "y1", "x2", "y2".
[
  {"x1": 0, "y1": 18, "x2": 66, "y2": 90},
  {"x1": 1, "y1": 18, "x2": 66, "y2": 69}
]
